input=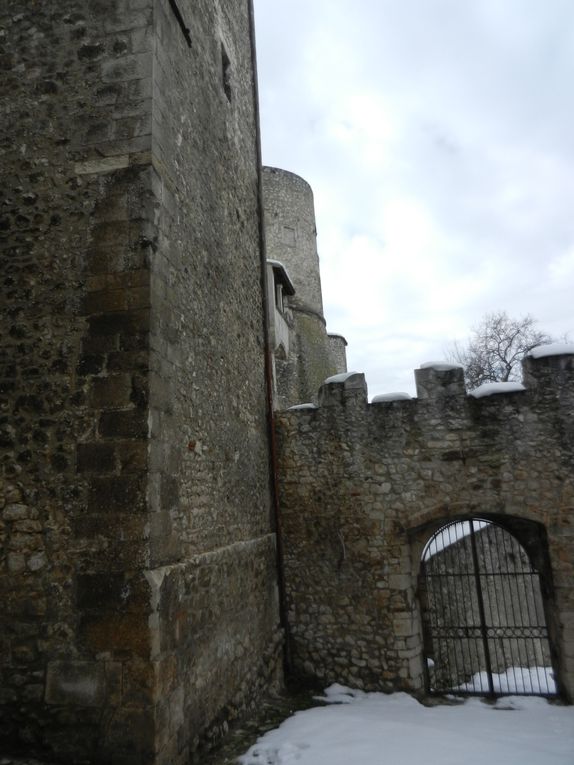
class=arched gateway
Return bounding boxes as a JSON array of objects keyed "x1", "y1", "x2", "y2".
[{"x1": 419, "y1": 518, "x2": 558, "y2": 697}]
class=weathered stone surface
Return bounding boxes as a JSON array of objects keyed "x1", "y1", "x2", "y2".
[
  {"x1": 0, "y1": 0, "x2": 281, "y2": 762},
  {"x1": 276, "y1": 354, "x2": 574, "y2": 700},
  {"x1": 45, "y1": 662, "x2": 108, "y2": 707}
]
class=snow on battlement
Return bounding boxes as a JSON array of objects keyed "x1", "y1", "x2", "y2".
[{"x1": 282, "y1": 349, "x2": 574, "y2": 419}]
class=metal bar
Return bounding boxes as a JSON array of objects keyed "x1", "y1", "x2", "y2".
[
  {"x1": 484, "y1": 523, "x2": 505, "y2": 688},
  {"x1": 469, "y1": 519, "x2": 495, "y2": 696},
  {"x1": 420, "y1": 519, "x2": 557, "y2": 698},
  {"x1": 447, "y1": 523, "x2": 462, "y2": 688}
]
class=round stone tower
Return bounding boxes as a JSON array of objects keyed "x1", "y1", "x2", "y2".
[
  {"x1": 262, "y1": 166, "x2": 346, "y2": 406},
  {"x1": 262, "y1": 167, "x2": 324, "y2": 315}
]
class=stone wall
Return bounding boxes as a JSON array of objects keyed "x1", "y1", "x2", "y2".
[
  {"x1": 275, "y1": 353, "x2": 574, "y2": 700},
  {"x1": 1, "y1": 1, "x2": 156, "y2": 759},
  {"x1": 145, "y1": 1, "x2": 281, "y2": 761},
  {"x1": 0, "y1": 1, "x2": 281, "y2": 762}
]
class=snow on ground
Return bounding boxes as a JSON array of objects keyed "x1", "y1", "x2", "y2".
[
  {"x1": 239, "y1": 684, "x2": 574, "y2": 765},
  {"x1": 456, "y1": 666, "x2": 556, "y2": 695}
]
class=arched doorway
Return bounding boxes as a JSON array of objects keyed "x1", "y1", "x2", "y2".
[{"x1": 419, "y1": 518, "x2": 557, "y2": 697}]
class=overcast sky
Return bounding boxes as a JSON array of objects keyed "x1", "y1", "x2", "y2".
[{"x1": 252, "y1": 0, "x2": 574, "y2": 397}]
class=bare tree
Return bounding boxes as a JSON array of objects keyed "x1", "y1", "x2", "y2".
[{"x1": 449, "y1": 311, "x2": 552, "y2": 389}]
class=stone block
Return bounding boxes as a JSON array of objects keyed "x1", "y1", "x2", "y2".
[
  {"x1": 82, "y1": 288, "x2": 128, "y2": 315},
  {"x1": 107, "y1": 349, "x2": 149, "y2": 372},
  {"x1": 80, "y1": 612, "x2": 150, "y2": 658},
  {"x1": 7, "y1": 552, "x2": 26, "y2": 572},
  {"x1": 318, "y1": 372, "x2": 368, "y2": 407},
  {"x1": 76, "y1": 571, "x2": 149, "y2": 613},
  {"x1": 75, "y1": 155, "x2": 130, "y2": 175},
  {"x1": 98, "y1": 409, "x2": 148, "y2": 439},
  {"x1": 77, "y1": 353, "x2": 106, "y2": 376},
  {"x1": 89, "y1": 374, "x2": 132, "y2": 409},
  {"x1": 101, "y1": 706, "x2": 155, "y2": 761},
  {"x1": 101, "y1": 52, "x2": 152, "y2": 83},
  {"x1": 3, "y1": 503, "x2": 30, "y2": 521},
  {"x1": 117, "y1": 440, "x2": 148, "y2": 472},
  {"x1": 388, "y1": 574, "x2": 413, "y2": 591},
  {"x1": 414, "y1": 364, "x2": 466, "y2": 399},
  {"x1": 77, "y1": 442, "x2": 117, "y2": 473},
  {"x1": 87, "y1": 474, "x2": 147, "y2": 513},
  {"x1": 45, "y1": 661, "x2": 106, "y2": 707},
  {"x1": 88, "y1": 310, "x2": 150, "y2": 338}
]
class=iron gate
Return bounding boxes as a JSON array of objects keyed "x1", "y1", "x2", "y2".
[{"x1": 419, "y1": 518, "x2": 557, "y2": 697}]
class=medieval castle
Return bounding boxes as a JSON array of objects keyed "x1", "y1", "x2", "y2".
[{"x1": 0, "y1": 2, "x2": 572, "y2": 763}]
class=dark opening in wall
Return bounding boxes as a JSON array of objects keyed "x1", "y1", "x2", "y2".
[
  {"x1": 418, "y1": 517, "x2": 560, "y2": 698},
  {"x1": 221, "y1": 44, "x2": 232, "y2": 102},
  {"x1": 167, "y1": 0, "x2": 192, "y2": 47}
]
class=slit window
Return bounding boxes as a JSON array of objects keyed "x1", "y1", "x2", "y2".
[{"x1": 221, "y1": 44, "x2": 232, "y2": 102}]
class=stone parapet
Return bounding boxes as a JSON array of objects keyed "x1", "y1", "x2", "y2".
[{"x1": 276, "y1": 351, "x2": 574, "y2": 699}]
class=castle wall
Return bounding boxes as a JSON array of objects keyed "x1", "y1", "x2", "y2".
[
  {"x1": 0, "y1": 1, "x2": 281, "y2": 762},
  {"x1": 0, "y1": 1, "x2": 156, "y2": 759},
  {"x1": 146, "y1": 2, "x2": 281, "y2": 761},
  {"x1": 275, "y1": 354, "x2": 574, "y2": 700}
]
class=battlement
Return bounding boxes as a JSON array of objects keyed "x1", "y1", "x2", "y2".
[
  {"x1": 276, "y1": 346, "x2": 574, "y2": 700},
  {"x1": 285, "y1": 346, "x2": 574, "y2": 424}
]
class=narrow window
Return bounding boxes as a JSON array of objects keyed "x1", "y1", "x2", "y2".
[
  {"x1": 167, "y1": 0, "x2": 192, "y2": 47},
  {"x1": 221, "y1": 44, "x2": 232, "y2": 102},
  {"x1": 275, "y1": 282, "x2": 284, "y2": 313}
]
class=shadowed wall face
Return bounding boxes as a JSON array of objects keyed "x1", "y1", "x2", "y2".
[{"x1": 146, "y1": 3, "x2": 282, "y2": 760}]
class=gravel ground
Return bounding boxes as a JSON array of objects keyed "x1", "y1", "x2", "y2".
[
  {"x1": 0, "y1": 684, "x2": 320, "y2": 765},
  {"x1": 201, "y1": 685, "x2": 321, "y2": 765}
]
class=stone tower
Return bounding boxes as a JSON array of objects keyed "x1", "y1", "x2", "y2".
[
  {"x1": 0, "y1": 1, "x2": 281, "y2": 762},
  {"x1": 262, "y1": 167, "x2": 347, "y2": 408}
]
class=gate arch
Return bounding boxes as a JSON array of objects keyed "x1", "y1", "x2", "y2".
[{"x1": 419, "y1": 517, "x2": 558, "y2": 697}]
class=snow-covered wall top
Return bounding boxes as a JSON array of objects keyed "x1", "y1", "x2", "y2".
[{"x1": 285, "y1": 351, "x2": 574, "y2": 413}]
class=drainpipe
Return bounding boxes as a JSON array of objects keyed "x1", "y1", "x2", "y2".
[{"x1": 247, "y1": 0, "x2": 292, "y2": 675}]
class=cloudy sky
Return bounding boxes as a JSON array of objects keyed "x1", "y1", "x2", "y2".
[{"x1": 252, "y1": 0, "x2": 574, "y2": 396}]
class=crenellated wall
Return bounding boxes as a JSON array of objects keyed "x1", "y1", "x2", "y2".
[
  {"x1": 0, "y1": 3, "x2": 571, "y2": 762},
  {"x1": 275, "y1": 352, "x2": 574, "y2": 699}
]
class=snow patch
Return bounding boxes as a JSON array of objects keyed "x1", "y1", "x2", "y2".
[
  {"x1": 287, "y1": 403, "x2": 318, "y2": 411},
  {"x1": 469, "y1": 381, "x2": 526, "y2": 398},
  {"x1": 319, "y1": 683, "x2": 367, "y2": 704},
  {"x1": 528, "y1": 342, "x2": 574, "y2": 358},
  {"x1": 420, "y1": 360, "x2": 463, "y2": 371},
  {"x1": 455, "y1": 666, "x2": 556, "y2": 696},
  {"x1": 238, "y1": 685, "x2": 574, "y2": 765},
  {"x1": 371, "y1": 392, "x2": 412, "y2": 402},
  {"x1": 323, "y1": 371, "x2": 360, "y2": 384}
]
